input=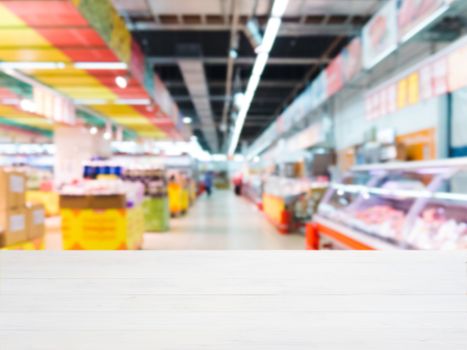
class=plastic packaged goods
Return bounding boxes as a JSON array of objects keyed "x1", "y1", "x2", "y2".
[
  {"x1": 60, "y1": 180, "x2": 145, "y2": 208},
  {"x1": 122, "y1": 168, "x2": 168, "y2": 198}
]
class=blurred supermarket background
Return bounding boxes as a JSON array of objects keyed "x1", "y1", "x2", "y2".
[{"x1": 1, "y1": 0, "x2": 467, "y2": 251}]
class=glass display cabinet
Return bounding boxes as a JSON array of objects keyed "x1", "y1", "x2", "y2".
[{"x1": 315, "y1": 158, "x2": 467, "y2": 250}]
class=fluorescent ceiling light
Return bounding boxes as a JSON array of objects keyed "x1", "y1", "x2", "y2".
[
  {"x1": 271, "y1": 0, "x2": 289, "y2": 17},
  {"x1": 75, "y1": 99, "x2": 108, "y2": 105},
  {"x1": 227, "y1": 0, "x2": 288, "y2": 155},
  {"x1": 74, "y1": 62, "x2": 128, "y2": 70},
  {"x1": 115, "y1": 99, "x2": 151, "y2": 105},
  {"x1": 76, "y1": 99, "x2": 151, "y2": 106},
  {"x1": 0, "y1": 62, "x2": 66, "y2": 70},
  {"x1": 252, "y1": 52, "x2": 269, "y2": 77},
  {"x1": 255, "y1": 17, "x2": 282, "y2": 54},
  {"x1": 245, "y1": 75, "x2": 261, "y2": 102}
]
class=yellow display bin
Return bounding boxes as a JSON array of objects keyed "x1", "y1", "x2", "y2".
[
  {"x1": 26, "y1": 191, "x2": 60, "y2": 217},
  {"x1": 180, "y1": 188, "x2": 189, "y2": 213},
  {"x1": 60, "y1": 206, "x2": 144, "y2": 250},
  {"x1": 262, "y1": 194, "x2": 292, "y2": 234},
  {"x1": 1, "y1": 237, "x2": 45, "y2": 250},
  {"x1": 168, "y1": 182, "x2": 182, "y2": 216}
]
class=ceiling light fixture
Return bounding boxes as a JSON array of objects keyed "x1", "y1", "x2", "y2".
[
  {"x1": 115, "y1": 99, "x2": 151, "y2": 105},
  {"x1": 0, "y1": 62, "x2": 66, "y2": 70},
  {"x1": 228, "y1": 0, "x2": 288, "y2": 156},
  {"x1": 115, "y1": 76, "x2": 128, "y2": 89},
  {"x1": 229, "y1": 49, "x2": 238, "y2": 59},
  {"x1": 19, "y1": 99, "x2": 36, "y2": 113},
  {"x1": 89, "y1": 126, "x2": 98, "y2": 135},
  {"x1": 103, "y1": 131, "x2": 112, "y2": 141},
  {"x1": 271, "y1": 0, "x2": 289, "y2": 17},
  {"x1": 255, "y1": 18, "x2": 282, "y2": 54},
  {"x1": 183, "y1": 117, "x2": 193, "y2": 124},
  {"x1": 74, "y1": 62, "x2": 128, "y2": 70}
]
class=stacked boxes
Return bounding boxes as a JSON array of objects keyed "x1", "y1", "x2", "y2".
[
  {"x1": 0, "y1": 168, "x2": 45, "y2": 248},
  {"x1": 0, "y1": 169, "x2": 27, "y2": 247}
]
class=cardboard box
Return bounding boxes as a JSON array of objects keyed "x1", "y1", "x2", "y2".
[
  {"x1": 0, "y1": 169, "x2": 26, "y2": 210},
  {"x1": 26, "y1": 203, "x2": 46, "y2": 240},
  {"x1": 0, "y1": 208, "x2": 28, "y2": 247},
  {"x1": 60, "y1": 195, "x2": 126, "y2": 210}
]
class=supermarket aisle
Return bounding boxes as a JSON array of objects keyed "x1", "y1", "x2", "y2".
[{"x1": 143, "y1": 190, "x2": 305, "y2": 250}]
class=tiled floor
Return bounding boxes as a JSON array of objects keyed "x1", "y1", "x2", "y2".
[{"x1": 143, "y1": 190, "x2": 305, "y2": 250}]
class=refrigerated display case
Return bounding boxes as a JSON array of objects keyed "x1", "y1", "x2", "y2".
[
  {"x1": 313, "y1": 158, "x2": 467, "y2": 250},
  {"x1": 262, "y1": 176, "x2": 328, "y2": 234}
]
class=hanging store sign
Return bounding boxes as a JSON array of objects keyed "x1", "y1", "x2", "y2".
[
  {"x1": 419, "y1": 56, "x2": 448, "y2": 99},
  {"x1": 365, "y1": 37, "x2": 453, "y2": 121},
  {"x1": 366, "y1": 83, "x2": 397, "y2": 121},
  {"x1": 448, "y1": 45, "x2": 467, "y2": 92},
  {"x1": 326, "y1": 55, "x2": 344, "y2": 97},
  {"x1": 341, "y1": 37, "x2": 362, "y2": 83},
  {"x1": 362, "y1": 0, "x2": 398, "y2": 69},
  {"x1": 310, "y1": 71, "x2": 328, "y2": 108},
  {"x1": 33, "y1": 87, "x2": 76, "y2": 125},
  {"x1": 129, "y1": 39, "x2": 146, "y2": 87},
  {"x1": 398, "y1": 0, "x2": 449, "y2": 42}
]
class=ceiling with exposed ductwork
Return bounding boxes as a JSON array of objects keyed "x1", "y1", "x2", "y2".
[{"x1": 110, "y1": 0, "x2": 386, "y2": 152}]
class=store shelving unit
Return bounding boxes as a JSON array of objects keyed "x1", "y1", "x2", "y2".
[{"x1": 310, "y1": 158, "x2": 467, "y2": 250}]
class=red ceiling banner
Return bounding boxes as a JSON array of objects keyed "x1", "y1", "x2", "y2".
[
  {"x1": 326, "y1": 55, "x2": 343, "y2": 97},
  {"x1": 341, "y1": 38, "x2": 362, "y2": 83}
]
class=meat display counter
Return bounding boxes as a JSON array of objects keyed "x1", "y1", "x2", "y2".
[{"x1": 311, "y1": 158, "x2": 467, "y2": 250}]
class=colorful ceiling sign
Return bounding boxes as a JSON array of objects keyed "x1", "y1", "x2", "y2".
[
  {"x1": 362, "y1": 0, "x2": 398, "y2": 69},
  {"x1": 0, "y1": 0, "x2": 181, "y2": 140},
  {"x1": 398, "y1": 0, "x2": 449, "y2": 41}
]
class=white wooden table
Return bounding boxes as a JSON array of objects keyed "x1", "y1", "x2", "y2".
[{"x1": 1, "y1": 252, "x2": 466, "y2": 349}]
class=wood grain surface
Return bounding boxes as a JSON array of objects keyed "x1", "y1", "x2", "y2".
[{"x1": 0, "y1": 252, "x2": 466, "y2": 349}]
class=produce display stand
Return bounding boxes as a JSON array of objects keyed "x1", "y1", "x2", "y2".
[
  {"x1": 143, "y1": 196, "x2": 170, "y2": 232},
  {"x1": 312, "y1": 158, "x2": 467, "y2": 250},
  {"x1": 60, "y1": 195, "x2": 144, "y2": 250}
]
